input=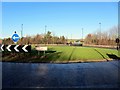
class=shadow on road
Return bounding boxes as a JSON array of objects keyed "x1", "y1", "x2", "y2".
[{"x1": 106, "y1": 53, "x2": 120, "y2": 60}]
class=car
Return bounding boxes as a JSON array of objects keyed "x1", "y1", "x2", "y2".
[{"x1": 71, "y1": 40, "x2": 83, "y2": 46}]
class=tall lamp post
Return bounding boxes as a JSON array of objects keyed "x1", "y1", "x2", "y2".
[
  {"x1": 45, "y1": 25, "x2": 47, "y2": 35},
  {"x1": 82, "y1": 28, "x2": 83, "y2": 41},
  {"x1": 99, "y1": 22, "x2": 101, "y2": 39},
  {"x1": 45, "y1": 25, "x2": 47, "y2": 45},
  {"x1": 99, "y1": 22, "x2": 101, "y2": 45},
  {"x1": 21, "y1": 24, "x2": 23, "y2": 38},
  {"x1": 21, "y1": 24, "x2": 23, "y2": 44}
]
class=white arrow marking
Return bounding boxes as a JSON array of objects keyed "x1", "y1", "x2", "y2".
[
  {"x1": 22, "y1": 45, "x2": 28, "y2": 52},
  {"x1": 6, "y1": 45, "x2": 11, "y2": 52},
  {"x1": 14, "y1": 45, "x2": 19, "y2": 52},
  {"x1": 1, "y1": 44, "x2": 4, "y2": 51},
  {"x1": 13, "y1": 36, "x2": 19, "y2": 40}
]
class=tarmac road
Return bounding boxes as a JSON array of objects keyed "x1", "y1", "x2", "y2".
[{"x1": 2, "y1": 60, "x2": 120, "y2": 88}]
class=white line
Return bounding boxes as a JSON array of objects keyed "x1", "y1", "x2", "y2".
[
  {"x1": 13, "y1": 36, "x2": 19, "y2": 40},
  {"x1": 6, "y1": 45, "x2": 11, "y2": 52},
  {"x1": 1, "y1": 44, "x2": 4, "y2": 51},
  {"x1": 22, "y1": 45, "x2": 28, "y2": 52},
  {"x1": 14, "y1": 45, "x2": 19, "y2": 52}
]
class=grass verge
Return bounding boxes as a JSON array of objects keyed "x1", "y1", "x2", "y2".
[{"x1": 2, "y1": 45, "x2": 120, "y2": 63}]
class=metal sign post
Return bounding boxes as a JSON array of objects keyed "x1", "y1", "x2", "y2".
[
  {"x1": 44, "y1": 51, "x2": 45, "y2": 57},
  {"x1": 116, "y1": 38, "x2": 119, "y2": 50},
  {"x1": 36, "y1": 47, "x2": 47, "y2": 56}
]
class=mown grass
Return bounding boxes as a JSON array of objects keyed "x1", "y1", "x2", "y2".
[
  {"x1": 47, "y1": 46, "x2": 119, "y2": 62},
  {"x1": 2, "y1": 45, "x2": 120, "y2": 63}
]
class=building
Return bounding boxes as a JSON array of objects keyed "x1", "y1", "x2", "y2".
[{"x1": 0, "y1": 39, "x2": 2, "y2": 44}]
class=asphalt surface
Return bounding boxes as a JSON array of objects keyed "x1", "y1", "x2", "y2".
[{"x1": 2, "y1": 60, "x2": 120, "y2": 88}]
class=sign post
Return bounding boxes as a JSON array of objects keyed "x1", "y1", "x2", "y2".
[
  {"x1": 0, "y1": 31, "x2": 31, "y2": 53},
  {"x1": 44, "y1": 51, "x2": 45, "y2": 57},
  {"x1": 116, "y1": 38, "x2": 119, "y2": 50},
  {"x1": 36, "y1": 47, "x2": 47, "y2": 56}
]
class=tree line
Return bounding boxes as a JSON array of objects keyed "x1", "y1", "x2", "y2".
[
  {"x1": 3, "y1": 31, "x2": 67, "y2": 45},
  {"x1": 2, "y1": 26, "x2": 118, "y2": 46},
  {"x1": 84, "y1": 26, "x2": 118, "y2": 46}
]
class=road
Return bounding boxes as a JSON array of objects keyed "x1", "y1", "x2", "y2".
[{"x1": 2, "y1": 60, "x2": 120, "y2": 88}]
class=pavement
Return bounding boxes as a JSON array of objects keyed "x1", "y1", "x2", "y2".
[{"x1": 2, "y1": 60, "x2": 120, "y2": 88}]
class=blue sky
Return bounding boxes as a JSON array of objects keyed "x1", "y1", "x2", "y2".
[{"x1": 2, "y1": 2, "x2": 118, "y2": 39}]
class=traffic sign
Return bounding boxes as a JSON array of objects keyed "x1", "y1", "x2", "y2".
[
  {"x1": 0, "y1": 44, "x2": 31, "y2": 53},
  {"x1": 116, "y1": 38, "x2": 119, "y2": 43},
  {"x1": 36, "y1": 47, "x2": 47, "y2": 51},
  {"x1": 36, "y1": 47, "x2": 47, "y2": 56},
  {"x1": 0, "y1": 44, "x2": 5, "y2": 51},
  {"x1": 12, "y1": 33, "x2": 20, "y2": 43}
]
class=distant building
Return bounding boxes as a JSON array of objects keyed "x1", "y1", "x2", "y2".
[
  {"x1": 72, "y1": 40, "x2": 83, "y2": 46},
  {"x1": 87, "y1": 34, "x2": 93, "y2": 38},
  {"x1": 66, "y1": 40, "x2": 83, "y2": 46},
  {"x1": 0, "y1": 39, "x2": 2, "y2": 44}
]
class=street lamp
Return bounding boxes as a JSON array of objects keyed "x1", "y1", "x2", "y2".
[
  {"x1": 45, "y1": 25, "x2": 47, "y2": 45},
  {"x1": 21, "y1": 24, "x2": 23, "y2": 44},
  {"x1": 82, "y1": 28, "x2": 83, "y2": 41},
  {"x1": 99, "y1": 22, "x2": 101, "y2": 39},
  {"x1": 45, "y1": 25, "x2": 47, "y2": 35},
  {"x1": 21, "y1": 24, "x2": 23, "y2": 38}
]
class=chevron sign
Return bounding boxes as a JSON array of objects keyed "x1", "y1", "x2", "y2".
[{"x1": 0, "y1": 45, "x2": 31, "y2": 53}]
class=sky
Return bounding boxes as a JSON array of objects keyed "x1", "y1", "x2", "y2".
[
  {"x1": 1, "y1": 0, "x2": 120, "y2": 2},
  {"x1": 2, "y1": 2, "x2": 118, "y2": 39}
]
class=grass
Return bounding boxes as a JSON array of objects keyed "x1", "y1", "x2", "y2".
[
  {"x1": 2, "y1": 45, "x2": 120, "y2": 63},
  {"x1": 47, "y1": 46, "x2": 119, "y2": 62}
]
